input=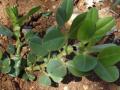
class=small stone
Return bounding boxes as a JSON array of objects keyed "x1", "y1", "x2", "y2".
[
  {"x1": 52, "y1": 5, "x2": 56, "y2": 9},
  {"x1": 64, "y1": 86, "x2": 69, "y2": 90},
  {"x1": 83, "y1": 85, "x2": 89, "y2": 90}
]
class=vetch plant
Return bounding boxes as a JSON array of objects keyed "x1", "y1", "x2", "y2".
[
  {"x1": 0, "y1": 0, "x2": 120, "y2": 86},
  {"x1": 0, "y1": 5, "x2": 40, "y2": 78}
]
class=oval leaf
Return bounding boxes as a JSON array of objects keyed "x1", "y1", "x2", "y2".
[
  {"x1": 93, "y1": 17, "x2": 115, "y2": 40},
  {"x1": 56, "y1": 0, "x2": 73, "y2": 27},
  {"x1": 69, "y1": 12, "x2": 87, "y2": 39},
  {"x1": 43, "y1": 26, "x2": 65, "y2": 51},
  {"x1": 77, "y1": 8, "x2": 98, "y2": 41},
  {"x1": 88, "y1": 44, "x2": 116, "y2": 53},
  {"x1": 98, "y1": 46, "x2": 120, "y2": 66},
  {"x1": 0, "y1": 25, "x2": 13, "y2": 37},
  {"x1": 38, "y1": 74, "x2": 51, "y2": 86},
  {"x1": 1, "y1": 58, "x2": 11, "y2": 73},
  {"x1": 47, "y1": 59, "x2": 67, "y2": 77},
  {"x1": 94, "y1": 62, "x2": 119, "y2": 82},
  {"x1": 67, "y1": 61, "x2": 88, "y2": 77},
  {"x1": 73, "y1": 54, "x2": 97, "y2": 72},
  {"x1": 29, "y1": 36, "x2": 48, "y2": 57},
  {"x1": 50, "y1": 75, "x2": 63, "y2": 83}
]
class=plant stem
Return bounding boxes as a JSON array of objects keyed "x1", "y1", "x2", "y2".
[
  {"x1": 64, "y1": 34, "x2": 69, "y2": 55},
  {"x1": 79, "y1": 42, "x2": 85, "y2": 54},
  {"x1": 16, "y1": 38, "x2": 21, "y2": 55},
  {"x1": 65, "y1": 42, "x2": 68, "y2": 55},
  {"x1": 14, "y1": 26, "x2": 21, "y2": 56}
]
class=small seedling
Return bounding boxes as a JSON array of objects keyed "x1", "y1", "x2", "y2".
[{"x1": 0, "y1": 0, "x2": 120, "y2": 86}]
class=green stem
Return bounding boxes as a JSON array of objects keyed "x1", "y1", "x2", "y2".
[
  {"x1": 16, "y1": 39, "x2": 21, "y2": 55},
  {"x1": 64, "y1": 34, "x2": 69, "y2": 55},
  {"x1": 65, "y1": 42, "x2": 68, "y2": 55},
  {"x1": 79, "y1": 42, "x2": 85, "y2": 54},
  {"x1": 14, "y1": 26, "x2": 21, "y2": 56}
]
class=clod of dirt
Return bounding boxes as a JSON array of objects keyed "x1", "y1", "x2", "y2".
[{"x1": 0, "y1": 73, "x2": 18, "y2": 90}]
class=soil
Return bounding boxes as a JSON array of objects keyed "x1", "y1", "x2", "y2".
[
  {"x1": 1, "y1": 73, "x2": 117, "y2": 90},
  {"x1": 0, "y1": 0, "x2": 120, "y2": 90}
]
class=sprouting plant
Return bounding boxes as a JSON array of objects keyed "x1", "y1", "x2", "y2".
[
  {"x1": 0, "y1": 0, "x2": 120, "y2": 86},
  {"x1": 0, "y1": 5, "x2": 40, "y2": 79}
]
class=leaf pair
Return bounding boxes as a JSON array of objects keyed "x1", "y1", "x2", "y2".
[
  {"x1": 67, "y1": 60, "x2": 88, "y2": 77},
  {"x1": 6, "y1": 6, "x2": 40, "y2": 28},
  {"x1": 69, "y1": 8, "x2": 115, "y2": 44},
  {"x1": 28, "y1": 26, "x2": 65, "y2": 57},
  {"x1": 91, "y1": 17, "x2": 115, "y2": 44},
  {"x1": 56, "y1": 0, "x2": 73, "y2": 27},
  {"x1": 95, "y1": 46, "x2": 120, "y2": 82},
  {"x1": 67, "y1": 54, "x2": 97, "y2": 77},
  {"x1": 38, "y1": 59, "x2": 67, "y2": 86},
  {"x1": 70, "y1": 8, "x2": 98, "y2": 41}
]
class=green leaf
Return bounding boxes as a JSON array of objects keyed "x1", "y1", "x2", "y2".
[
  {"x1": 1, "y1": 58, "x2": 11, "y2": 73},
  {"x1": 93, "y1": 17, "x2": 115, "y2": 40},
  {"x1": 27, "y1": 52, "x2": 37, "y2": 66},
  {"x1": 67, "y1": 61, "x2": 88, "y2": 77},
  {"x1": 42, "y1": 12, "x2": 52, "y2": 17},
  {"x1": 18, "y1": 6, "x2": 40, "y2": 26},
  {"x1": 50, "y1": 75, "x2": 63, "y2": 83},
  {"x1": 27, "y1": 73, "x2": 36, "y2": 81},
  {"x1": 25, "y1": 30, "x2": 36, "y2": 41},
  {"x1": 94, "y1": 62, "x2": 119, "y2": 82},
  {"x1": 0, "y1": 50, "x2": 3, "y2": 59},
  {"x1": 77, "y1": 8, "x2": 98, "y2": 41},
  {"x1": 43, "y1": 26, "x2": 65, "y2": 51},
  {"x1": 7, "y1": 44, "x2": 15, "y2": 54},
  {"x1": 56, "y1": 0, "x2": 73, "y2": 27},
  {"x1": 22, "y1": 72, "x2": 36, "y2": 81},
  {"x1": 6, "y1": 6, "x2": 18, "y2": 26},
  {"x1": 47, "y1": 59, "x2": 67, "y2": 77},
  {"x1": 69, "y1": 12, "x2": 87, "y2": 39},
  {"x1": 88, "y1": 44, "x2": 116, "y2": 53},
  {"x1": 98, "y1": 46, "x2": 120, "y2": 66},
  {"x1": 38, "y1": 74, "x2": 51, "y2": 86},
  {"x1": 17, "y1": 16, "x2": 27, "y2": 26},
  {"x1": 73, "y1": 54, "x2": 97, "y2": 72},
  {"x1": 29, "y1": 36, "x2": 48, "y2": 57},
  {"x1": 0, "y1": 25, "x2": 13, "y2": 37},
  {"x1": 22, "y1": 73, "x2": 29, "y2": 80},
  {"x1": 26, "y1": 6, "x2": 40, "y2": 17}
]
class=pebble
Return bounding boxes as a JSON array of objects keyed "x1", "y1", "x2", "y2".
[
  {"x1": 64, "y1": 86, "x2": 69, "y2": 90},
  {"x1": 83, "y1": 85, "x2": 89, "y2": 90}
]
